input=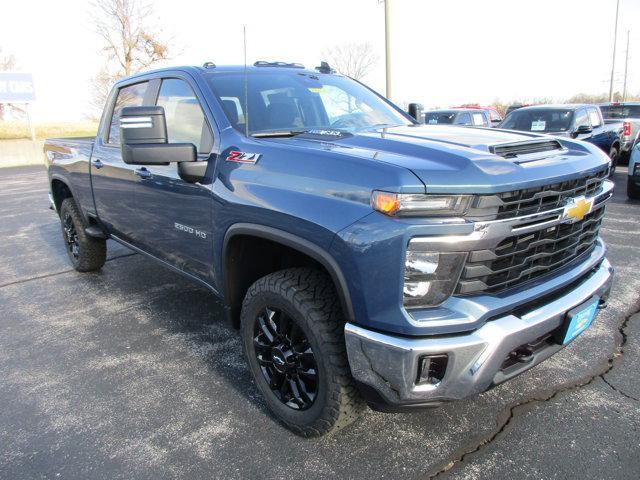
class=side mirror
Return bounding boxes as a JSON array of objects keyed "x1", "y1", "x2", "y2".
[
  {"x1": 491, "y1": 119, "x2": 501, "y2": 127},
  {"x1": 408, "y1": 103, "x2": 424, "y2": 123},
  {"x1": 119, "y1": 106, "x2": 196, "y2": 165},
  {"x1": 573, "y1": 124, "x2": 593, "y2": 137}
]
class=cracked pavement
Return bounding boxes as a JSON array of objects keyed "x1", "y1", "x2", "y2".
[{"x1": 0, "y1": 165, "x2": 638, "y2": 479}]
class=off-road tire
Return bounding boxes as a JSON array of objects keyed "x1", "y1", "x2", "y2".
[
  {"x1": 59, "y1": 198, "x2": 107, "y2": 272},
  {"x1": 628, "y1": 177, "x2": 640, "y2": 200},
  {"x1": 240, "y1": 268, "x2": 365, "y2": 437}
]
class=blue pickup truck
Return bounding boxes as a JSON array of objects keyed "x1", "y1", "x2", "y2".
[
  {"x1": 45, "y1": 62, "x2": 614, "y2": 436},
  {"x1": 629, "y1": 136, "x2": 640, "y2": 199},
  {"x1": 499, "y1": 104, "x2": 622, "y2": 171}
]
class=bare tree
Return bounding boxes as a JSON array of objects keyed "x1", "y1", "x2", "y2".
[
  {"x1": 0, "y1": 47, "x2": 17, "y2": 71},
  {"x1": 323, "y1": 42, "x2": 379, "y2": 80},
  {"x1": 0, "y1": 47, "x2": 21, "y2": 120},
  {"x1": 90, "y1": 0, "x2": 172, "y2": 114}
]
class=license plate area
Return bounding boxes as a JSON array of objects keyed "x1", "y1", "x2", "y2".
[{"x1": 555, "y1": 296, "x2": 599, "y2": 345}]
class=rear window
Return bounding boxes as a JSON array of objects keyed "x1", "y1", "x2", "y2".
[{"x1": 600, "y1": 105, "x2": 640, "y2": 119}]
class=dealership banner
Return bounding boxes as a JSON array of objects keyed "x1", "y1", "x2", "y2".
[{"x1": 0, "y1": 73, "x2": 36, "y2": 103}]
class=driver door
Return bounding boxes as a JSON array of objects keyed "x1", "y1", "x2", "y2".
[{"x1": 128, "y1": 76, "x2": 216, "y2": 283}]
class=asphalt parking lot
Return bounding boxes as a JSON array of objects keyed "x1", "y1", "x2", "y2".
[{"x1": 1, "y1": 165, "x2": 639, "y2": 480}]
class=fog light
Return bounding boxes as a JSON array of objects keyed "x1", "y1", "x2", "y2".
[
  {"x1": 416, "y1": 354, "x2": 448, "y2": 386},
  {"x1": 403, "y1": 249, "x2": 467, "y2": 308}
]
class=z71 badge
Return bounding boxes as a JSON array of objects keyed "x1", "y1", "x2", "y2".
[{"x1": 226, "y1": 151, "x2": 261, "y2": 164}]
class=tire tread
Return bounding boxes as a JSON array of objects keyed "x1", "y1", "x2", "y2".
[{"x1": 241, "y1": 267, "x2": 365, "y2": 437}]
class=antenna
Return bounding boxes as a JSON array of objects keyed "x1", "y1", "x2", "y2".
[{"x1": 243, "y1": 26, "x2": 249, "y2": 137}]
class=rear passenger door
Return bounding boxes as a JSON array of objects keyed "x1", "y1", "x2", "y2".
[
  {"x1": 128, "y1": 76, "x2": 216, "y2": 282},
  {"x1": 91, "y1": 81, "x2": 151, "y2": 241}
]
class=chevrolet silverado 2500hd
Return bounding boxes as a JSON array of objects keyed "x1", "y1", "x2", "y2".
[{"x1": 45, "y1": 62, "x2": 614, "y2": 437}]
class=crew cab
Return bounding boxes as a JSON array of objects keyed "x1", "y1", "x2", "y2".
[
  {"x1": 45, "y1": 62, "x2": 614, "y2": 436},
  {"x1": 499, "y1": 104, "x2": 622, "y2": 170}
]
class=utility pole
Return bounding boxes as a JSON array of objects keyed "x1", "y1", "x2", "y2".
[
  {"x1": 608, "y1": 0, "x2": 620, "y2": 102},
  {"x1": 623, "y1": 30, "x2": 630, "y2": 102},
  {"x1": 384, "y1": 0, "x2": 392, "y2": 100}
]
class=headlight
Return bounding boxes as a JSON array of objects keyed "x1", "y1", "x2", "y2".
[
  {"x1": 372, "y1": 191, "x2": 472, "y2": 217},
  {"x1": 403, "y1": 247, "x2": 467, "y2": 308}
]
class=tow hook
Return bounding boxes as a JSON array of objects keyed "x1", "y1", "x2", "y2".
[{"x1": 507, "y1": 346, "x2": 535, "y2": 364}]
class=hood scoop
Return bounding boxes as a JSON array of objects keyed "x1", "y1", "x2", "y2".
[{"x1": 489, "y1": 139, "x2": 565, "y2": 162}]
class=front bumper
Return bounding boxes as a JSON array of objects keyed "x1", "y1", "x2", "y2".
[{"x1": 345, "y1": 253, "x2": 613, "y2": 409}]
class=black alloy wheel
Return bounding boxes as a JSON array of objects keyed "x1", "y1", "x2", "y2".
[
  {"x1": 63, "y1": 211, "x2": 80, "y2": 260},
  {"x1": 253, "y1": 306, "x2": 318, "y2": 410}
]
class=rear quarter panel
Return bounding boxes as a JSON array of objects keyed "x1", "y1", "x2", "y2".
[{"x1": 45, "y1": 137, "x2": 96, "y2": 219}]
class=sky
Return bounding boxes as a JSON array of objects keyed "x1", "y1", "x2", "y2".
[{"x1": 1, "y1": 0, "x2": 639, "y2": 122}]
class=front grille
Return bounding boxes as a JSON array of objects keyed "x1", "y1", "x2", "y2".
[
  {"x1": 491, "y1": 140, "x2": 563, "y2": 159},
  {"x1": 493, "y1": 168, "x2": 608, "y2": 220},
  {"x1": 457, "y1": 207, "x2": 605, "y2": 295}
]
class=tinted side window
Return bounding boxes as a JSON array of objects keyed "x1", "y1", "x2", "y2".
[
  {"x1": 574, "y1": 109, "x2": 589, "y2": 128},
  {"x1": 587, "y1": 107, "x2": 602, "y2": 127},
  {"x1": 156, "y1": 79, "x2": 212, "y2": 153},
  {"x1": 108, "y1": 82, "x2": 148, "y2": 144}
]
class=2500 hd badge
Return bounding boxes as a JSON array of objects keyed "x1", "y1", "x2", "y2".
[{"x1": 174, "y1": 222, "x2": 207, "y2": 239}]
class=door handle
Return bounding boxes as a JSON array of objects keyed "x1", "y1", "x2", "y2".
[
  {"x1": 92, "y1": 159, "x2": 104, "y2": 169},
  {"x1": 134, "y1": 167, "x2": 151, "y2": 179}
]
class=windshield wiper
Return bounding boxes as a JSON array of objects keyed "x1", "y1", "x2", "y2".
[
  {"x1": 250, "y1": 130, "x2": 308, "y2": 138},
  {"x1": 358, "y1": 123, "x2": 404, "y2": 132}
]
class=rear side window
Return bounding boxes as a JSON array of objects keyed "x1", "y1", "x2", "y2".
[
  {"x1": 156, "y1": 79, "x2": 212, "y2": 153},
  {"x1": 108, "y1": 82, "x2": 148, "y2": 144}
]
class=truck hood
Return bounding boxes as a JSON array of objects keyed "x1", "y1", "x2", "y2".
[{"x1": 267, "y1": 124, "x2": 611, "y2": 194}]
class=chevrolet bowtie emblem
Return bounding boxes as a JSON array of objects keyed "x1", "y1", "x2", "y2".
[{"x1": 562, "y1": 196, "x2": 593, "y2": 223}]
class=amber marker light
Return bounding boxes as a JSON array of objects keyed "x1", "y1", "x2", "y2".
[{"x1": 372, "y1": 191, "x2": 400, "y2": 215}]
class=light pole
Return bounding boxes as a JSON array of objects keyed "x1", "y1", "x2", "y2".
[
  {"x1": 622, "y1": 30, "x2": 630, "y2": 102},
  {"x1": 384, "y1": 0, "x2": 392, "y2": 100},
  {"x1": 608, "y1": 0, "x2": 620, "y2": 102}
]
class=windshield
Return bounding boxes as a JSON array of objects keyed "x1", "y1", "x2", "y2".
[
  {"x1": 600, "y1": 105, "x2": 640, "y2": 119},
  {"x1": 501, "y1": 109, "x2": 574, "y2": 132},
  {"x1": 425, "y1": 111, "x2": 456, "y2": 124},
  {"x1": 206, "y1": 71, "x2": 410, "y2": 135}
]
